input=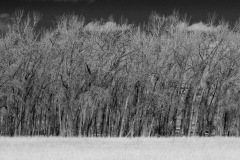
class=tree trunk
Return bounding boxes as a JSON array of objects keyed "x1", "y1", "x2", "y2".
[{"x1": 119, "y1": 95, "x2": 129, "y2": 137}]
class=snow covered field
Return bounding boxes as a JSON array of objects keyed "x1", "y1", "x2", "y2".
[{"x1": 0, "y1": 137, "x2": 240, "y2": 160}]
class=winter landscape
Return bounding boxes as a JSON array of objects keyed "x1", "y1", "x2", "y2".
[{"x1": 1, "y1": 0, "x2": 240, "y2": 159}]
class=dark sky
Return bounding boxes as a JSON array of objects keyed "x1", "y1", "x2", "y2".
[{"x1": 0, "y1": 0, "x2": 240, "y2": 27}]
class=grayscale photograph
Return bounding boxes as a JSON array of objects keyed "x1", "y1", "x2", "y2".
[{"x1": 0, "y1": 0, "x2": 240, "y2": 159}]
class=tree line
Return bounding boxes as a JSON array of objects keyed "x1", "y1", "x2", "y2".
[{"x1": 0, "y1": 10, "x2": 240, "y2": 137}]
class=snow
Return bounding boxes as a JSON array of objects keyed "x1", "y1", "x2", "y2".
[{"x1": 0, "y1": 137, "x2": 240, "y2": 160}]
